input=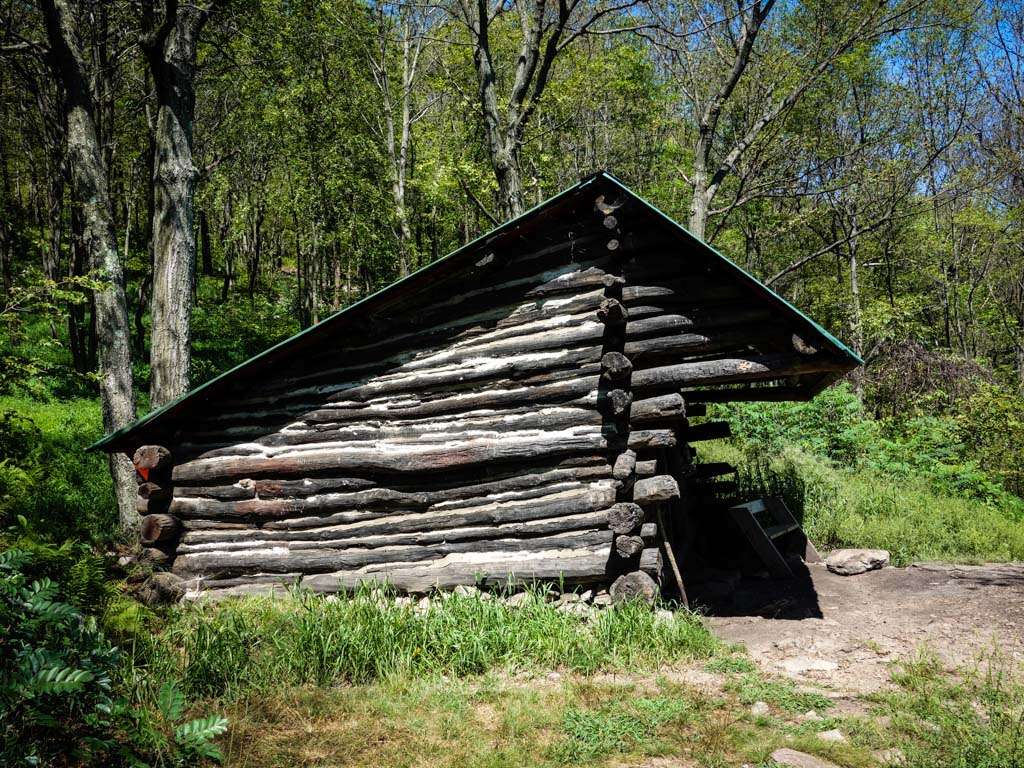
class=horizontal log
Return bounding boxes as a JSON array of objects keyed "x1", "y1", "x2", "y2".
[
  {"x1": 686, "y1": 421, "x2": 732, "y2": 442},
  {"x1": 245, "y1": 483, "x2": 619, "y2": 538},
  {"x1": 601, "y1": 389, "x2": 632, "y2": 417},
  {"x1": 300, "y1": 546, "x2": 615, "y2": 594},
  {"x1": 173, "y1": 427, "x2": 610, "y2": 483},
  {"x1": 614, "y1": 535, "x2": 644, "y2": 558},
  {"x1": 600, "y1": 351, "x2": 632, "y2": 382},
  {"x1": 612, "y1": 450, "x2": 636, "y2": 481},
  {"x1": 133, "y1": 446, "x2": 172, "y2": 483},
  {"x1": 596, "y1": 298, "x2": 627, "y2": 325},
  {"x1": 231, "y1": 405, "x2": 606, "y2": 452},
  {"x1": 173, "y1": 529, "x2": 614, "y2": 578},
  {"x1": 137, "y1": 482, "x2": 172, "y2": 502},
  {"x1": 178, "y1": 509, "x2": 611, "y2": 554},
  {"x1": 629, "y1": 393, "x2": 686, "y2": 424},
  {"x1": 621, "y1": 282, "x2": 743, "y2": 305},
  {"x1": 140, "y1": 514, "x2": 182, "y2": 546},
  {"x1": 634, "y1": 459, "x2": 657, "y2": 477},
  {"x1": 627, "y1": 429, "x2": 676, "y2": 450},
  {"x1": 173, "y1": 470, "x2": 612, "y2": 522},
  {"x1": 682, "y1": 385, "x2": 816, "y2": 403},
  {"x1": 293, "y1": 375, "x2": 600, "y2": 428},
  {"x1": 691, "y1": 462, "x2": 736, "y2": 479},
  {"x1": 623, "y1": 329, "x2": 765, "y2": 361},
  {"x1": 633, "y1": 475, "x2": 680, "y2": 505},
  {"x1": 607, "y1": 502, "x2": 644, "y2": 534},
  {"x1": 631, "y1": 354, "x2": 847, "y2": 392}
]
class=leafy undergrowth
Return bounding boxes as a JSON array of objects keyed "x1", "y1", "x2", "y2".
[{"x1": 701, "y1": 440, "x2": 1024, "y2": 565}]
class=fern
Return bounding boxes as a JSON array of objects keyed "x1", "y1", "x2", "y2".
[
  {"x1": 175, "y1": 714, "x2": 229, "y2": 744},
  {"x1": 158, "y1": 681, "x2": 186, "y2": 721},
  {"x1": 31, "y1": 665, "x2": 94, "y2": 694}
]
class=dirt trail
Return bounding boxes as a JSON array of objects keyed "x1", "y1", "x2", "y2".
[{"x1": 705, "y1": 561, "x2": 1024, "y2": 694}]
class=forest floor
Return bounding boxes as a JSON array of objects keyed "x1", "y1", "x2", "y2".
[{"x1": 707, "y1": 561, "x2": 1024, "y2": 695}]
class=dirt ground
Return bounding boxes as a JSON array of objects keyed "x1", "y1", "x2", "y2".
[{"x1": 704, "y1": 561, "x2": 1024, "y2": 694}]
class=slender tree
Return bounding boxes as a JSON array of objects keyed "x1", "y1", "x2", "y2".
[
  {"x1": 141, "y1": 0, "x2": 220, "y2": 408},
  {"x1": 40, "y1": 0, "x2": 137, "y2": 530}
]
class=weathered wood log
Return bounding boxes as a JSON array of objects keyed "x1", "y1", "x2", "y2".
[
  {"x1": 615, "y1": 535, "x2": 645, "y2": 558},
  {"x1": 607, "y1": 502, "x2": 644, "y2": 534},
  {"x1": 600, "y1": 351, "x2": 632, "y2": 382},
  {"x1": 173, "y1": 529, "x2": 615, "y2": 578},
  {"x1": 174, "y1": 472, "x2": 614, "y2": 524},
  {"x1": 629, "y1": 393, "x2": 686, "y2": 424},
  {"x1": 136, "y1": 495, "x2": 172, "y2": 515},
  {"x1": 631, "y1": 354, "x2": 846, "y2": 392},
  {"x1": 620, "y1": 304, "x2": 773, "y2": 334},
  {"x1": 173, "y1": 428, "x2": 610, "y2": 483},
  {"x1": 137, "y1": 482, "x2": 172, "y2": 502},
  {"x1": 227, "y1": 406, "x2": 607, "y2": 453},
  {"x1": 138, "y1": 544, "x2": 174, "y2": 568},
  {"x1": 621, "y1": 282, "x2": 742, "y2": 305},
  {"x1": 633, "y1": 475, "x2": 680, "y2": 505},
  {"x1": 610, "y1": 569, "x2": 659, "y2": 604},
  {"x1": 623, "y1": 329, "x2": 763, "y2": 361},
  {"x1": 691, "y1": 462, "x2": 736, "y2": 479},
  {"x1": 602, "y1": 389, "x2": 632, "y2": 417},
  {"x1": 301, "y1": 546, "x2": 615, "y2": 594},
  {"x1": 634, "y1": 459, "x2": 657, "y2": 477},
  {"x1": 686, "y1": 403, "x2": 707, "y2": 417},
  {"x1": 682, "y1": 385, "x2": 815, "y2": 403},
  {"x1": 179, "y1": 510, "x2": 612, "y2": 553},
  {"x1": 212, "y1": 462, "x2": 612, "y2": 506},
  {"x1": 140, "y1": 514, "x2": 182, "y2": 546},
  {"x1": 596, "y1": 298, "x2": 627, "y2": 325},
  {"x1": 686, "y1": 421, "x2": 732, "y2": 442},
  {"x1": 612, "y1": 451, "x2": 637, "y2": 482},
  {"x1": 133, "y1": 446, "x2": 172, "y2": 483},
  {"x1": 626, "y1": 429, "x2": 676, "y2": 450}
]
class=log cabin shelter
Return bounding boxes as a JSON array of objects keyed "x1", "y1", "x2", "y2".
[{"x1": 94, "y1": 170, "x2": 860, "y2": 602}]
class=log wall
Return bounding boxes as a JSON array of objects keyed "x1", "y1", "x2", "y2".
[{"x1": 132, "y1": 185, "x2": 850, "y2": 597}]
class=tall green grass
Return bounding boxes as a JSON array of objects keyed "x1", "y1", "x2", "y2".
[
  {"x1": 702, "y1": 441, "x2": 1024, "y2": 565},
  {"x1": 137, "y1": 589, "x2": 718, "y2": 700}
]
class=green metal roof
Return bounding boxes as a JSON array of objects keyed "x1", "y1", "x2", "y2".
[{"x1": 91, "y1": 171, "x2": 860, "y2": 452}]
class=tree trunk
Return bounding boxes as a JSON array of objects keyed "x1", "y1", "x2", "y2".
[
  {"x1": 143, "y1": 3, "x2": 213, "y2": 408},
  {"x1": 42, "y1": 0, "x2": 138, "y2": 531}
]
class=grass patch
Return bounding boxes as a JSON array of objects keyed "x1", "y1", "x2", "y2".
[
  {"x1": 726, "y1": 672, "x2": 832, "y2": 715},
  {"x1": 554, "y1": 685, "x2": 693, "y2": 763},
  {"x1": 878, "y1": 651, "x2": 1024, "y2": 768},
  {"x1": 140, "y1": 589, "x2": 720, "y2": 701}
]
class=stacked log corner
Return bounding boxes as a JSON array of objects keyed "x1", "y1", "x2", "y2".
[
  {"x1": 134, "y1": 445, "x2": 181, "y2": 569},
  {"x1": 592, "y1": 196, "x2": 664, "y2": 605}
]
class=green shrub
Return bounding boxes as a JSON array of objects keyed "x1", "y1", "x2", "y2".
[
  {"x1": 0, "y1": 547, "x2": 122, "y2": 765},
  {"x1": 0, "y1": 398, "x2": 116, "y2": 542},
  {"x1": 0, "y1": 545, "x2": 226, "y2": 767}
]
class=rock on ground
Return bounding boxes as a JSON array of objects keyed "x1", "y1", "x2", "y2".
[
  {"x1": 825, "y1": 548, "x2": 890, "y2": 576},
  {"x1": 770, "y1": 748, "x2": 843, "y2": 768}
]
